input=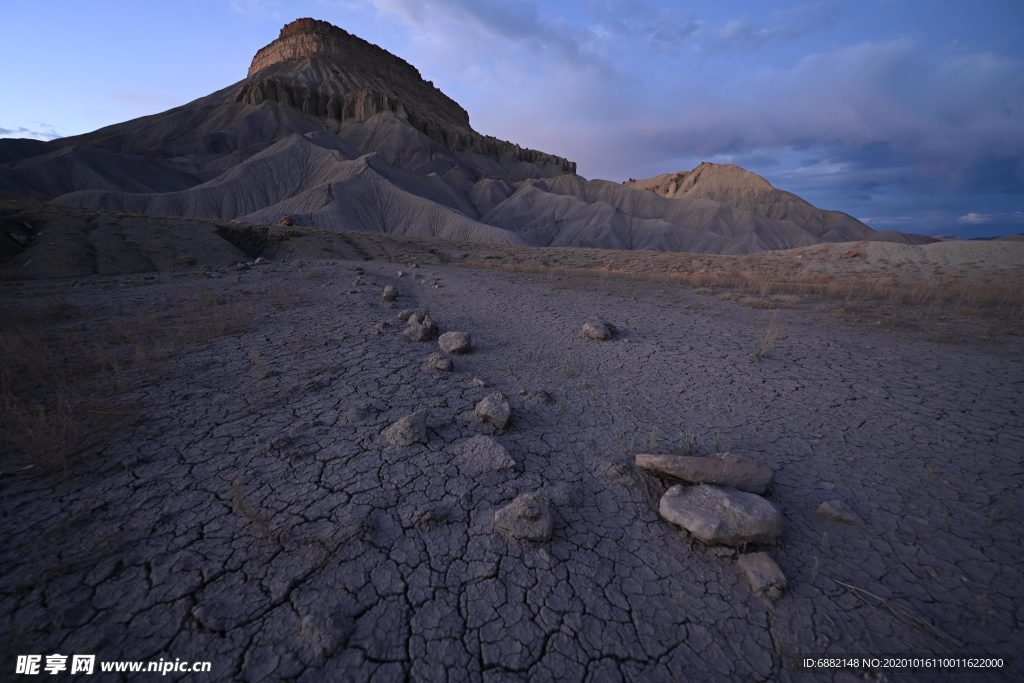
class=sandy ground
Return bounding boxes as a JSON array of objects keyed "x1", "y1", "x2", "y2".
[{"x1": 2, "y1": 252, "x2": 1022, "y2": 681}]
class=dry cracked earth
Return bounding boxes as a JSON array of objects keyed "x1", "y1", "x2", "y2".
[{"x1": 1, "y1": 257, "x2": 1022, "y2": 682}]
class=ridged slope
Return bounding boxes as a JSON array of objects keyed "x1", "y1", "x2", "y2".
[{"x1": 625, "y1": 162, "x2": 872, "y2": 241}]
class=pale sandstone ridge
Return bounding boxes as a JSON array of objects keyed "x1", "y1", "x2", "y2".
[
  {"x1": 625, "y1": 162, "x2": 930, "y2": 244},
  {"x1": 238, "y1": 18, "x2": 575, "y2": 175}
]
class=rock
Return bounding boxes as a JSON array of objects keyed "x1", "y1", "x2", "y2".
[
  {"x1": 659, "y1": 484, "x2": 783, "y2": 546},
  {"x1": 581, "y1": 319, "x2": 612, "y2": 341},
  {"x1": 381, "y1": 285, "x2": 398, "y2": 301},
  {"x1": 279, "y1": 215, "x2": 293, "y2": 226},
  {"x1": 403, "y1": 315, "x2": 437, "y2": 341},
  {"x1": 9, "y1": 231, "x2": 31, "y2": 247},
  {"x1": 474, "y1": 393, "x2": 511, "y2": 429},
  {"x1": 438, "y1": 331, "x2": 472, "y2": 354},
  {"x1": 253, "y1": 256, "x2": 269, "y2": 265},
  {"x1": 635, "y1": 452, "x2": 774, "y2": 494},
  {"x1": 816, "y1": 499, "x2": 863, "y2": 525},
  {"x1": 381, "y1": 410, "x2": 427, "y2": 446},
  {"x1": 471, "y1": 378, "x2": 487, "y2": 387},
  {"x1": 397, "y1": 270, "x2": 405, "y2": 277},
  {"x1": 737, "y1": 552, "x2": 787, "y2": 601},
  {"x1": 426, "y1": 353, "x2": 452, "y2": 371},
  {"x1": 372, "y1": 321, "x2": 389, "y2": 336},
  {"x1": 396, "y1": 308, "x2": 416, "y2": 321},
  {"x1": 493, "y1": 492, "x2": 552, "y2": 542},
  {"x1": 452, "y1": 435, "x2": 520, "y2": 474}
]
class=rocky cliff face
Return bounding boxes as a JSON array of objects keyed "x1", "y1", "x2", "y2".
[{"x1": 237, "y1": 18, "x2": 575, "y2": 174}]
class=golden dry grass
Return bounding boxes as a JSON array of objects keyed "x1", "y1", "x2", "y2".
[{"x1": 464, "y1": 255, "x2": 1024, "y2": 328}]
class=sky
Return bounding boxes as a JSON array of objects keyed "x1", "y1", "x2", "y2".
[{"x1": 2, "y1": 0, "x2": 1023, "y2": 238}]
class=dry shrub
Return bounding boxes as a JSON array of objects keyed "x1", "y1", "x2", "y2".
[
  {"x1": 739, "y1": 297, "x2": 776, "y2": 309},
  {"x1": 753, "y1": 312, "x2": 782, "y2": 362}
]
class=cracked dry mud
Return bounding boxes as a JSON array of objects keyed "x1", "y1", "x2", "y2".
[{"x1": 1, "y1": 259, "x2": 1022, "y2": 682}]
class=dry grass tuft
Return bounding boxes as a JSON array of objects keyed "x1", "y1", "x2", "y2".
[
  {"x1": 739, "y1": 296, "x2": 776, "y2": 310},
  {"x1": 1, "y1": 287, "x2": 254, "y2": 474},
  {"x1": 753, "y1": 312, "x2": 782, "y2": 362}
]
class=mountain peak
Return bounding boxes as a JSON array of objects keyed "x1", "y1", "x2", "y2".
[
  {"x1": 247, "y1": 18, "x2": 421, "y2": 81},
  {"x1": 237, "y1": 19, "x2": 575, "y2": 175}
]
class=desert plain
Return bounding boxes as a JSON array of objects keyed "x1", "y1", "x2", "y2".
[{"x1": 1, "y1": 198, "x2": 1022, "y2": 681}]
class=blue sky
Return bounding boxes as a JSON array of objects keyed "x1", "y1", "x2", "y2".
[{"x1": 2, "y1": 0, "x2": 1022, "y2": 237}]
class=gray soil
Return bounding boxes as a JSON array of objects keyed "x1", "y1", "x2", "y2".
[{"x1": 1, "y1": 258, "x2": 1022, "y2": 682}]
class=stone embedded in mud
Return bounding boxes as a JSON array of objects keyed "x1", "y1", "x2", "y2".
[
  {"x1": 396, "y1": 308, "x2": 416, "y2": 321},
  {"x1": 438, "y1": 331, "x2": 472, "y2": 354},
  {"x1": 816, "y1": 499, "x2": 863, "y2": 525},
  {"x1": 659, "y1": 484, "x2": 783, "y2": 546},
  {"x1": 737, "y1": 552, "x2": 787, "y2": 601},
  {"x1": 382, "y1": 410, "x2": 427, "y2": 446},
  {"x1": 382, "y1": 284, "x2": 398, "y2": 301},
  {"x1": 426, "y1": 352, "x2": 452, "y2": 371},
  {"x1": 474, "y1": 392, "x2": 511, "y2": 429},
  {"x1": 581, "y1": 319, "x2": 612, "y2": 340},
  {"x1": 452, "y1": 435, "x2": 520, "y2": 474},
  {"x1": 636, "y1": 452, "x2": 774, "y2": 494},
  {"x1": 493, "y1": 492, "x2": 553, "y2": 542}
]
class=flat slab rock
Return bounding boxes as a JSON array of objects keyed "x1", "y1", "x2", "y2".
[
  {"x1": 493, "y1": 492, "x2": 553, "y2": 542},
  {"x1": 737, "y1": 552, "x2": 787, "y2": 601},
  {"x1": 659, "y1": 484, "x2": 783, "y2": 546},
  {"x1": 636, "y1": 452, "x2": 774, "y2": 494}
]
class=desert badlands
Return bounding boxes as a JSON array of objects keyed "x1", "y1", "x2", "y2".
[{"x1": 1, "y1": 16, "x2": 1022, "y2": 682}]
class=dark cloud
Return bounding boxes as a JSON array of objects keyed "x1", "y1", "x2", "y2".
[{"x1": 362, "y1": 1, "x2": 1020, "y2": 237}]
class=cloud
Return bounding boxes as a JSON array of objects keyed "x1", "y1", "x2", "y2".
[
  {"x1": 369, "y1": 0, "x2": 593, "y2": 66},
  {"x1": 958, "y1": 211, "x2": 1024, "y2": 225},
  {"x1": 0, "y1": 124, "x2": 62, "y2": 141},
  {"x1": 713, "y1": 2, "x2": 841, "y2": 50},
  {"x1": 613, "y1": 39, "x2": 1024, "y2": 193},
  {"x1": 335, "y1": 1, "x2": 1018, "y2": 236}
]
